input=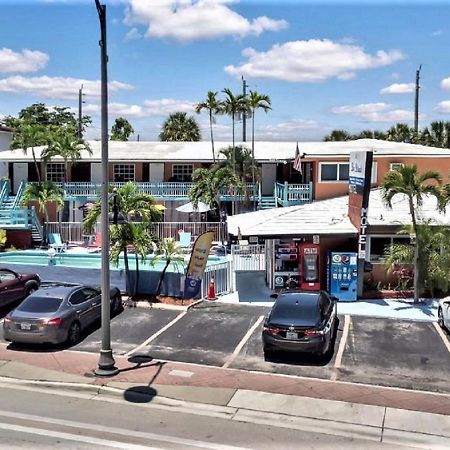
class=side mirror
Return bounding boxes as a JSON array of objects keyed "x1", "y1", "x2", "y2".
[{"x1": 270, "y1": 293, "x2": 279, "y2": 299}]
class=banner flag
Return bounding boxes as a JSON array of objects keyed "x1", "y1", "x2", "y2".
[
  {"x1": 293, "y1": 142, "x2": 302, "y2": 174},
  {"x1": 183, "y1": 231, "x2": 214, "y2": 299}
]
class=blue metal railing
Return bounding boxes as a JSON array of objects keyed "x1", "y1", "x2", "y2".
[
  {"x1": 0, "y1": 179, "x2": 10, "y2": 209},
  {"x1": 0, "y1": 208, "x2": 35, "y2": 228},
  {"x1": 275, "y1": 182, "x2": 313, "y2": 206},
  {"x1": 30, "y1": 206, "x2": 43, "y2": 239},
  {"x1": 12, "y1": 181, "x2": 26, "y2": 209}
]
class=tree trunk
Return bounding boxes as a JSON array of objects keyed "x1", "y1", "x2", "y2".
[
  {"x1": 123, "y1": 246, "x2": 131, "y2": 296},
  {"x1": 251, "y1": 111, "x2": 256, "y2": 211},
  {"x1": 210, "y1": 110, "x2": 215, "y2": 163},
  {"x1": 32, "y1": 147, "x2": 41, "y2": 183},
  {"x1": 409, "y1": 197, "x2": 420, "y2": 303},
  {"x1": 133, "y1": 252, "x2": 140, "y2": 297},
  {"x1": 155, "y1": 260, "x2": 170, "y2": 298}
]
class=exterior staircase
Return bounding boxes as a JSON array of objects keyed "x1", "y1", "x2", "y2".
[{"x1": 258, "y1": 196, "x2": 277, "y2": 210}]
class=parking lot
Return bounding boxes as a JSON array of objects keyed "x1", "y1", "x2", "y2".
[{"x1": 1, "y1": 301, "x2": 449, "y2": 393}]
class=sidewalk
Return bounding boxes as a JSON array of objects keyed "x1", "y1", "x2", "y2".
[{"x1": 1, "y1": 344, "x2": 450, "y2": 447}]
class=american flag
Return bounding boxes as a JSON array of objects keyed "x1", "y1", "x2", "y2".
[{"x1": 293, "y1": 142, "x2": 302, "y2": 174}]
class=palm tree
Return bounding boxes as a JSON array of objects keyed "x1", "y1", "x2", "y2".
[
  {"x1": 111, "y1": 117, "x2": 134, "y2": 141},
  {"x1": 381, "y1": 165, "x2": 442, "y2": 302},
  {"x1": 83, "y1": 182, "x2": 163, "y2": 296},
  {"x1": 247, "y1": 90, "x2": 271, "y2": 186},
  {"x1": 219, "y1": 145, "x2": 258, "y2": 183},
  {"x1": 323, "y1": 130, "x2": 354, "y2": 141},
  {"x1": 386, "y1": 123, "x2": 414, "y2": 143},
  {"x1": 152, "y1": 238, "x2": 184, "y2": 298},
  {"x1": 41, "y1": 128, "x2": 91, "y2": 183},
  {"x1": 10, "y1": 122, "x2": 48, "y2": 182},
  {"x1": 195, "y1": 92, "x2": 223, "y2": 163},
  {"x1": 159, "y1": 112, "x2": 201, "y2": 142},
  {"x1": 421, "y1": 121, "x2": 450, "y2": 148},
  {"x1": 221, "y1": 88, "x2": 248, "y2": 167},
  {"x1": 20, "y1": 181, "x2": 64, "y2": 245}
]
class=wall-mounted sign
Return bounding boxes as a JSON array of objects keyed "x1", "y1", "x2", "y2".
[{"x1": 313, "y1": 235, "x2": 320, "y2": 244}]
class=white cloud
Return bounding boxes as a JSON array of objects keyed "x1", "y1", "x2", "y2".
[
  {"x1": 0, "y1": 76, "x2": 133, "y2": 100},
  {"x1": 440, "y1": 77, "x2": 450, "y2": 91},
  {"x1": 84, "y1": 98, "x2": 196, "y2": 118},
  {"x1": 380, "y1": 83, "x2": 415, "y2": 94},
  {"x1": 435, "y1": 101, "x2": 450, "y2": 113},
  {"x1": 331, "y1": 102, "x2": 420, "y2": 122},
  {"x1": 124, "y1": 27, "x2": 142, "y2": 41},
  {"x1": 225, "y1": 39, "x2": 405, "y2": 82},
  {"x1": 256, "y1": 119, "x2": 320, "y2": 139},
  {"x1": 0, "y1": 48, "x2": 49, "y2": 73},
  {"x1": 124, "y1": 0, "x2": 287, "y2": 42},
  {"x1": 432, "y1": 29, "x2": 443, "y2": 36}
]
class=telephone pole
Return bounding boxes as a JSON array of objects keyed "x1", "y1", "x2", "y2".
[
  {"x1": 77, "y1": 84, "x2": 84, "y2": 139},
  {"x1": 242, "y1": 76, "x2": 248, "y2": 142},
  {"x1": 414, "y1": 65, "x2": 422, "y2": 134}
]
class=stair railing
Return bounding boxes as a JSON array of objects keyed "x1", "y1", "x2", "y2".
[
  {"x1": 0, "y1": 179, "x2": 10, "y2": 209},
  {"x1": 12, "y1": 181, "x2": 26, "y2": 209},
  {"x1": 30, "y1": 206, "x2": 43, "y2": 241}
]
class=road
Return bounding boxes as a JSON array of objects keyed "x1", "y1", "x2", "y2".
[{"x1": 0, "y1": 384, "x2": 410, "y2": 450}]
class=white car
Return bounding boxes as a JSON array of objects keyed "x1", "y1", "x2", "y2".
[{"x1": 438, "y1": 297, "x2": 450, "y2": 330}]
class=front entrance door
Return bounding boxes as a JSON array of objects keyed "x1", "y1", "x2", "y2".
[
  {"x1": 13, "y1": 163, "x2": 28, "y2": 193},
  {"x1": 261, "y1": 164, "x2": 276, "y2": 196}
]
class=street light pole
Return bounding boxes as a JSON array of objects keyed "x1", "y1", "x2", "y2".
[{"x1": 94, "y1": 0, "x2": 118, "y2": 377}]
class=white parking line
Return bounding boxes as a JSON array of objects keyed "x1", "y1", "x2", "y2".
[
  {"x1": 330, "y1": 314, "x2": 351, "y2": 382},
  {"x1": 432, "y1": 322, "x2": 450, "y2": 354},
  {"x1": 124, "y1": 311, "x2": 187, "y2": 358},
  {"x1": 222, "y1": 315, "x2": 265, "y2": 369}
]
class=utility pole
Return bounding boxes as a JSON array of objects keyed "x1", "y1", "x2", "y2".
[
  {"x1": 77, "y1": 84, "x2": 84, "y2": 139},
  {"x1": 242, "y1": 76, "x2": 248, "y2": 142},
  {"x1": 414, "y1": 64, "x2": 422, "y2": 134},
  {"x1": 94, "y1": 0, "x2": 117, "y2": 377}
]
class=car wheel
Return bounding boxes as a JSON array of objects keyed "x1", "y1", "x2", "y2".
[
  {"x1": 263, "y1": 346, "x2": 273, "y2": 361},
  {"x1": 67, "y1": 321, "x2": 81, "y2": 345},
  {"x1": 111, "y1": 295, "x2": 122, "y2": 315},
  {"x1": 438, "y1": 307, "x2": 445, "y2": 329},
  {"x1": 25, "y1": 284, "x2": 38, "y2": 298}
]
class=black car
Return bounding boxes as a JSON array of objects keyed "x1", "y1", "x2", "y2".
[{"x1": 262, "y1": 290, "x2": 337, "y2": 357}]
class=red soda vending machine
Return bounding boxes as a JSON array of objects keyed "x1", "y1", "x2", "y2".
[{"x1": 298, "y1": 243, "x2": 321, "y2": 291}]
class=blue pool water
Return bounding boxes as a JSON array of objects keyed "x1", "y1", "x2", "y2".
[{"x1": 0, "y1": 251, "x2": 225, "y2": 273}]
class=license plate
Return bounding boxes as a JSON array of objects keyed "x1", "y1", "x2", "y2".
[
  {"x1": 286, "y1": 331, "x2": 297, "y2": 340},
  {"x1": 20, "y1": 323, "x2": 32, "y2": 330}
]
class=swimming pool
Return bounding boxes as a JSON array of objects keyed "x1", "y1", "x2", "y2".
[{"x1": 0, "y1": 251, "x2": 226, "y2": 273}]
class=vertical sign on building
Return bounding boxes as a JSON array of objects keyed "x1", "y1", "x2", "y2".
[{"x1": 348, "y1": 151, "x2": 373, "y2": 297}]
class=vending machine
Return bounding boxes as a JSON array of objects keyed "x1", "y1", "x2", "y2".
[
  {"x1": 298, "y1": 243, "x2": 321, "y2": 291},
  {"x1": 327, "y1": 252, "x2": 358, "y2": 301}
]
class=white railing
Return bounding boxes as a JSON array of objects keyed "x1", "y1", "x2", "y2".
[
  {"x1": 231, "y1": 244, "x2": 266, "y2": 271},
  {"x1": 150, "y1": 222, "x2": 227, "y2": 243},
  {"x1": 200, "y1": 261, "x2": 232, "y2": 298},
  {"x1": 46, "y1": 222, "x2": 92, "y2": 243}
]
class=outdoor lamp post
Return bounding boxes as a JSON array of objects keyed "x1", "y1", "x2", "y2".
[{"x1": 94, "y1": 0, "x2": 118, "y2": 377}]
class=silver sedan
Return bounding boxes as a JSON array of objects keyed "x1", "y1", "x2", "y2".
[{"x1": 3, "y1": 285, "x2": 122, "y2": 346}]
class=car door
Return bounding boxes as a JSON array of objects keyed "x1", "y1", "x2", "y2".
[
  {"x1": 0, "y1": 269, "x2": 23, "y2": 305},
  {"x1": 80, "y1": 287, "x2": 101, "y2": 325},
  {"x1": 68, "y1": 289, "x2": 92, "y2": 328}
]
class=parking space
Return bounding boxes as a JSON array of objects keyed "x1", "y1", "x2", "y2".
[
  {"x1": 339, "y1": 317, "x2": 450, "y2": 393},
  {"x1": 138, "y1": 302, "x2": 270, "y2": 367},
  {"x1": 73, "y1": 308, "x2": 181, "y2": 355}
]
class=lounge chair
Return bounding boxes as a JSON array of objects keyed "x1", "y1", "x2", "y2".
[
  {"x1": 48, "y1": 233, "x2": 66, "y2": 253},
  {"x1": 87, "y1": 232, "x2": 102, "y2": 248},
  {"x1": 178, "y1": 232, "x2": 192, "y2": 249}
]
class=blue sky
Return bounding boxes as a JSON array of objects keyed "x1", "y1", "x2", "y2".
[{"x1": 1, "y1": 0, "x2": 450, "y2": 141}]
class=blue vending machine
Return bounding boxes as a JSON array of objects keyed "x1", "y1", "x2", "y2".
[{"x1": 328, "y1": 252, "x2": 358, "y2": 302}]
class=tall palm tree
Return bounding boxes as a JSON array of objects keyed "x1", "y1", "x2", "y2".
[
  {"x1": 10, "y1": 122, "x2": 48, "y2": 182},
  {"x1": 83, "y1": 182, "x2": 163, "y2": 296},
  {"x1": 421, "y1": 121, "x2": 450, "y2": 148},
  {"x1": 221, "y1": 88, "x2": 248, "y2": 168},
  {"x1": 42, "y1": 128, "x2": 91, "y2": 183},
  {"x1": 195, "y1": 92, "x2": 223, "y2": 163},
  {"x1": 159, "y1": 112, "x2": 201, "y2": 142},
  {"x1": 386, "y1": 123, "x2": 414, "y2": 143},
  {"x1": 323, "y1": 129, "x2": 354, "y2": 141},
  {"x1": 381, "y1": 165, "x2": 442, "y2": 302},
  {"x1": 20, "y1": 181, "x2": 64, "y2": 245},
  {"x1": 152, "y1": 238, "x2": 184, "y2": 298},
  {"x1": 248, "y1": 90, "x2": 271, "y2": 186}
]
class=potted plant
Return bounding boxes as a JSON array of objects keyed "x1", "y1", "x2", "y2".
[{"x1": 0, "y1": 229, "x2": 7, "y2": 252}]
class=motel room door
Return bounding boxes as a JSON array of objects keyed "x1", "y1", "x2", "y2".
[
  {"x1": 13, "y1": 162, "x2": 28, "y2": 194},
  {"x1": 261, "y1": 164, "x2": 277, "y2": 196}
]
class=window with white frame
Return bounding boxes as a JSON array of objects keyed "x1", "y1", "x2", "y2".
[
  {"x1": 46, "y1": 163, "x2": 65, "y2": 182},
  {"x1": 319, "y1": 162, "x2": 349, "y2": 182},
  {"x1": 368, "y1": 235, "x2": 411, "y2": 262},
  {"x1": 172, "y1": 164, "x2": 193, "y2": 182},
  {"x1": 389, "y1": 162, "x2": 404, "y2": 171},
  {"x1": 113, "y1": 164, "x2": 135, "y2": 182}
]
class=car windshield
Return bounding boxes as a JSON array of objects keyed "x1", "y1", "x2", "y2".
[{"x1": 17, "y1": 297, "x2": 64, "y2": 313}]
